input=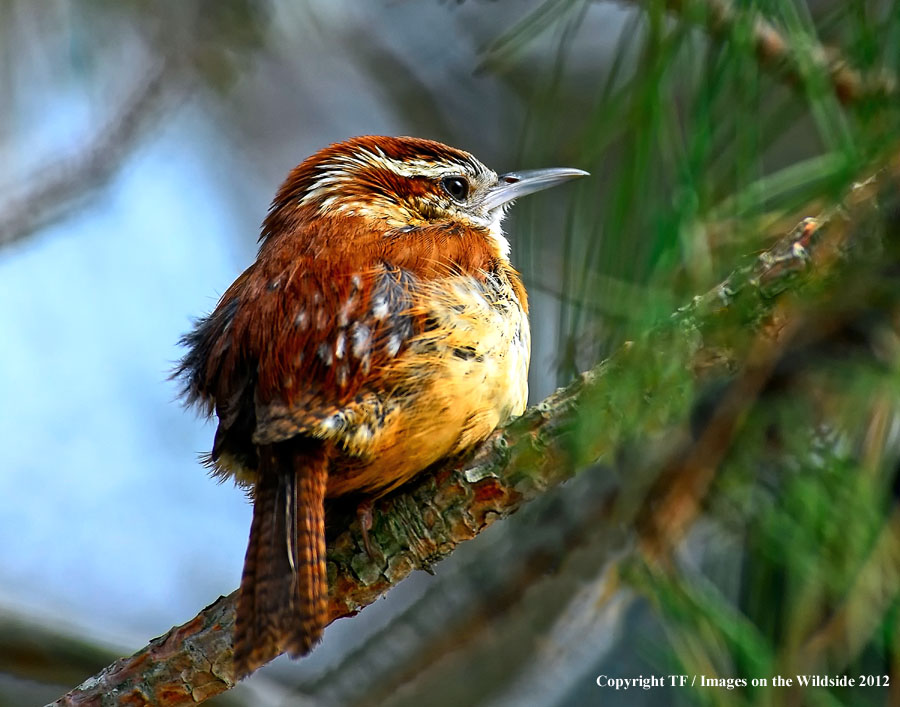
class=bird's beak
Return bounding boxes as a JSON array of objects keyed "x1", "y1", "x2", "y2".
[{"x1": 481, "y1": 167, "x2": 589, "y2": 211}]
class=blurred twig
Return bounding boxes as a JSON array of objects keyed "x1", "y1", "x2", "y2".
[
  {"x1": 802, "y1": 506, "x2": 900, "y2": 673},
  {"x1": 0, "y1": 612, "x2": 249, "y2": 707},
  {"x1": 618, "y1": 0, "x2": 899, "y2": 105},
  {"x1": 0, "y1": 613, "x2": 122, "y2": 691},
  {"x1": 0, "y1": 59, "x2": 180, "y2": 250},
  {"x1": 49, "y1": 142, "x2": 900, "y2": 707}
]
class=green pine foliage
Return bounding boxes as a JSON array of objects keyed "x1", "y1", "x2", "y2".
[{"x1": 502, "y1": 1, "x2": 900, "y2": 704}]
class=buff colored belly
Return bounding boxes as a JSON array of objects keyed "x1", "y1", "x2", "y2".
[{"x1": 326, "y1": 274, "x2": 530, "y2": 497}]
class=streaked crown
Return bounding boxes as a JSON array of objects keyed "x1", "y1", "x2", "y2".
[
  {"x1": 262, "y1": 136, "x2": 588, "y2": 259},
  {"x1": 268, "y1": 136, "x2": 500, "y2": 231}
]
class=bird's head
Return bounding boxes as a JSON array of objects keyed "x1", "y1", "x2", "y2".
[{"x1": 263, "y1": 136, "x2": 587, "y2": 258}]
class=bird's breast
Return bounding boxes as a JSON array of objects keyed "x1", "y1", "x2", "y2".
[
  {"x1": 414, "y1": 270, "x2": 531, "y2": 432},
  {"x1": 326, "y1": 268, "x2": 530, "y2": 497}
]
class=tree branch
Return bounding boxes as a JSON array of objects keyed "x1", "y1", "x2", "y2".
[
  {"x1": 0, "y1": 59, "x2": 180, "y2": 250},
  {"x1": 48, "y1": 145, "x2": 900, "y2": 706}
]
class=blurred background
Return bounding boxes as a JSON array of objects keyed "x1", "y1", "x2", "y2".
[{"x1": 2, "y1": 1, "x2": 900, "y2": 705}]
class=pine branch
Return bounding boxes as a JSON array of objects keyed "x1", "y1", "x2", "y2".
[
  {"x1": 48, "y1": 143, "x2": 900, "y2": 707},
  {"x1": 625, "y1": 0, "x2": 899, "y2": 105}
]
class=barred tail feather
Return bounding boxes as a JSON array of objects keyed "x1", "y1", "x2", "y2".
[{"x1": 232, "y1": 442, "x2": 329, "y2": 678}]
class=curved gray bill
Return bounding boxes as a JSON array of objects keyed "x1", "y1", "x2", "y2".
[{"x1": 481, "y1": 167, "x2": 589, "y2": 211}]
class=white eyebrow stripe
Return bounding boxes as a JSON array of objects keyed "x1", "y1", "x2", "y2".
[{"x1": 299, "y1": 148, "x2": 486, "y2": 206}]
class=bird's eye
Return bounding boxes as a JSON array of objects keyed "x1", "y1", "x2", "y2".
[{"x1": 441, "y1": 176, "x2": 469, "y2": 201}]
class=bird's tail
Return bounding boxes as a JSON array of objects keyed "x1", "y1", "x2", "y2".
[{"x1": 232, "y1": 441, "x2": 329, "y2": 678}]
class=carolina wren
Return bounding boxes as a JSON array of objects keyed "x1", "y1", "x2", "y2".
[{"x1": 177, "y1": 136, "x2": 586, "y2": 677}]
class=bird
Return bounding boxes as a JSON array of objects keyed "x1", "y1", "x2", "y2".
[{"x1": 176, "y1": 135, "x2": 587, "y2": 678}]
